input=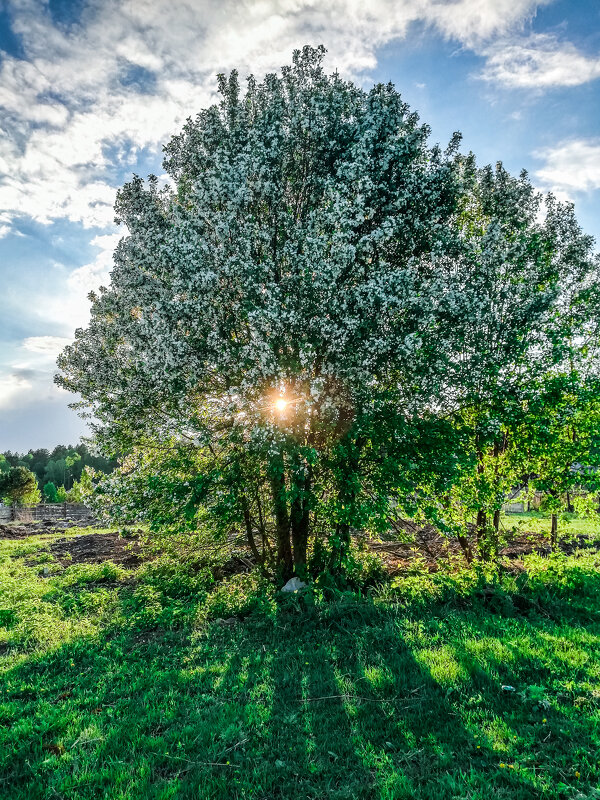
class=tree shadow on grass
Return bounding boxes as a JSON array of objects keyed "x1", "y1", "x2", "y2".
[
  {"x1": 265, "y1": 594, "x2": 599, "y2": 799},
  {"x1": 1, "y1": 588, "x2": 598, "y2": 799},
  {"x1": 261, "y1": 597, "x2": 542, "y2": 800},
  {"x1": 437, "y1": 608, "x2": 600, "y2": 793}
]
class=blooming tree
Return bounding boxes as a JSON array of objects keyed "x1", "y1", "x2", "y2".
[
  {"x1": 58, "y1": 47, "x2": 472, "y2": 579},
  {"x1": 58, "y1": 46, "x2": 600, "y2": 576}
]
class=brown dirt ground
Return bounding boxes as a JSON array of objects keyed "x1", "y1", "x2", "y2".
[
  {"x1": 0, "y1": 519, "x2": 97, "y2": 539},
  {"x1": 50, "y1": 532, "x2": 144, "y2": 567},
  {"x1": 0, "y1": 520, "x2": 144, "y2": 567},
  {"x1": 369, "y1": 526, "x2": 595, "y2": 575}
]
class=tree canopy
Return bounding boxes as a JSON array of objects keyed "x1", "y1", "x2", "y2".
[
  {"x1": 0, "y1": 467, "x2": 41, "y2": 505},
  {"x1": 1, "y1": 444, "x2": 116, "y2": 495},
  {"x1": 57, "y1": 46, "x2": 600, "y2": 581}
]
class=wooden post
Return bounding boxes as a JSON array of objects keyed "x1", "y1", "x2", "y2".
[{"x1": 550, "y1": 513, "x2": 558, "y2": 549}]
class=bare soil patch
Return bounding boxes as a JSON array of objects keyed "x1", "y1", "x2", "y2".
[
  {"x1": 50, "y1": 531, "x2": 144, "y2": 567},
  {"x1": 0, "y1": 519, "x2": 98, "y2": 539},
  {"x1": 0, "y1": 520, "x2": 145, "y2": 569},
  {"x1": 369, "y1": 525, "x2": 597, "y2": 574}
]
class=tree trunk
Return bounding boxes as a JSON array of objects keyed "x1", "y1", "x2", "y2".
[
  {"x1": 270, "y1": 457, "x2": 293, "y2": 582},
  {"x1": 566, "y1": 492, "x2": 574, "y2": 513},
  {"x1": 241, "y1": 499, "x2": 269, "y2": 578},
  {"x1": 489, "y1": 508, "x2": 501, "y2": 560},
  {"x1": 476, "y1": 509, "x2": 487, "y2": 553},
  {"x1": 457, "y1": 534, "x2": 473, "y2": 564},
  {"x1": 291, "y1": 469, "x2": 311, "y2": 574},
  {"x1": 474, "y1": 436, "x2": 488, "y2": 559},
  {"x1": 332, "y1": 434, "x2": 364, "y2": 572},
  {"x1": 254, "y1": 491, "x2": 273, "y2": 562},
  {"x1": 550, "y1": 513, "x2": 558, "y2": 549},
  {"x1": 334, "y1": 522, "x2": 351, "y2": 569}
]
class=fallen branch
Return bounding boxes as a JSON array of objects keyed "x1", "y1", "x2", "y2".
[
  {"x1": 297, "y1": 693, "x2": 419, "y2": 706},
  {"x1": 150, "y1": 752, "x2": 240, "y2": 768}
]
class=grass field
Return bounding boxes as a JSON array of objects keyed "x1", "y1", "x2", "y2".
[
  {"x1": 1, "y1": 522, "x2": 599, "y2": 799},
  {"x1": 502, "y1": 511, "x2": 600, "y2": 540}
]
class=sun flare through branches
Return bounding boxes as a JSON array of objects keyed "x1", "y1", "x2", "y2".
[{"x1": 274, "y1": 397, "x2": 288, "y2": 413}]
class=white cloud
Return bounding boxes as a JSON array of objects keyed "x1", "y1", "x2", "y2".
[
  {"x1": 0, "y1": 0, "x2": 547, "y2": 236},
  {"x1": 0, "y1": 362, "x2": 76, "y2": 424},
  {"x1": 42, "y1": 234, "x2": 120, "y2": 332},
  {"x1": 0, "y1": 373, "x2": 32, "y2": 409},
  {"x1": 0, "y1": 211, "x2": 15, "y2": 238},
  {"x1": 0, "y1": 338, "x2": 75, "y2": 416},
  {"x1": 422, "y1": 0, "x2": 548, "y2": 46},
  {"x1": 90, "y1": 232, "x2": 122, "y2": 251},
  {"x1": 480, "y1": 33, "x2": 600, "y2": 89},
  {"x1": 22, "y1": 336, "x2": 72, "y2": 355},
  {"x1": 68, "y1": 233, "x2": 120, "y2": 296},
  {"x1": 534, "y1": 139, "x2": 600, "y2": 197}
]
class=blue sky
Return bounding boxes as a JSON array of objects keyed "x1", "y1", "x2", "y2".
[{"x1": 1, "y1": 0, "x2": 599, "y2": 451}]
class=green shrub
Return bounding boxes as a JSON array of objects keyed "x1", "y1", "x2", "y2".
[
  {"x1": 126, "y1": 583, "x2": 168, "y2": 627},
  {"x1": 309, "y1": 539, "x2": 387, "y2": 591},
  {"x1": 372, "y1": 550, "x2": 600, "y2": 621},
  {"x1": 56, "y1": 586, "x2": 120, "y2": 617},
  {"x1": 137, "y1": 558, "x2": 215, "y2": 599},
  {"x1": 56, "y1": 562, "x2": 127, "y2": 588},
  {"x1": 521, "y1": 551, "x2": 600, "y2": 595},
  {"x1": 375, "y1": 563, "x2": 498, "y2": 607},
  {"x1": 198, "y1": 571, "x2": 276, "y2": 622},
  {"x1": 0, "y1": 608, "x2": 16, "y2": 629}
]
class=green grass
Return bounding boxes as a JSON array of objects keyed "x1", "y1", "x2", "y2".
[
  {"x1": 502, "y1": 510, "x2": 600, "y2": 541},
  {"x1": 1, "y1": 529, "x2": 599, "y2": 799}
]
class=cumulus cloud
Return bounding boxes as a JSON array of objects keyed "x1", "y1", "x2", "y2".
[
  {"x1": 421, "y1": 0, "x2": 548, "y2": 46},
  {"x1": 0, "y1": 372, "x2": 32, "y2": 409},
  {"x1": 534, "y1": 139, "x2": 600, "y2": 197},
  {"x1": 480, "y1": 33, "x2": 600, "y2": 89},
  {"x1": 0, "y1": 234, "x2": 119, "y2": 425},
  {"x1": 0, "y1": 211, "x2": 14, "y2": 238},
  {"x1": 68, "y1": 233, "x2": 121, "y2": 297},
  {"x1": 38, "y1": 233, "x2": 121, "y2": 332},
  {"x1": 22, "y1": 336, "x2": 72, "y2": 355},
  {"x1": 0, "y1": 341, "x2": 73, "y2": 415},
  {"x1": 0, "y1": 357, "x2": 74, "y2": 419},
  {"x1": 0, "y1": 0, "x2": 546, "y2": 237},
  {"x1": 0, "y1": 358, "x2": 83, "y2": 446}
]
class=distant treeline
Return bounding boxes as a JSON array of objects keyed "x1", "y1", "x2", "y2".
[{"x1": 0, "y1": 444, "x2": 116, "y2": 492}]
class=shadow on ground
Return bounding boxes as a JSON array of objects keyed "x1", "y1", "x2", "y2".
[{"x1": 1, "y1": 578, "x2": 599, "y2": 800}]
